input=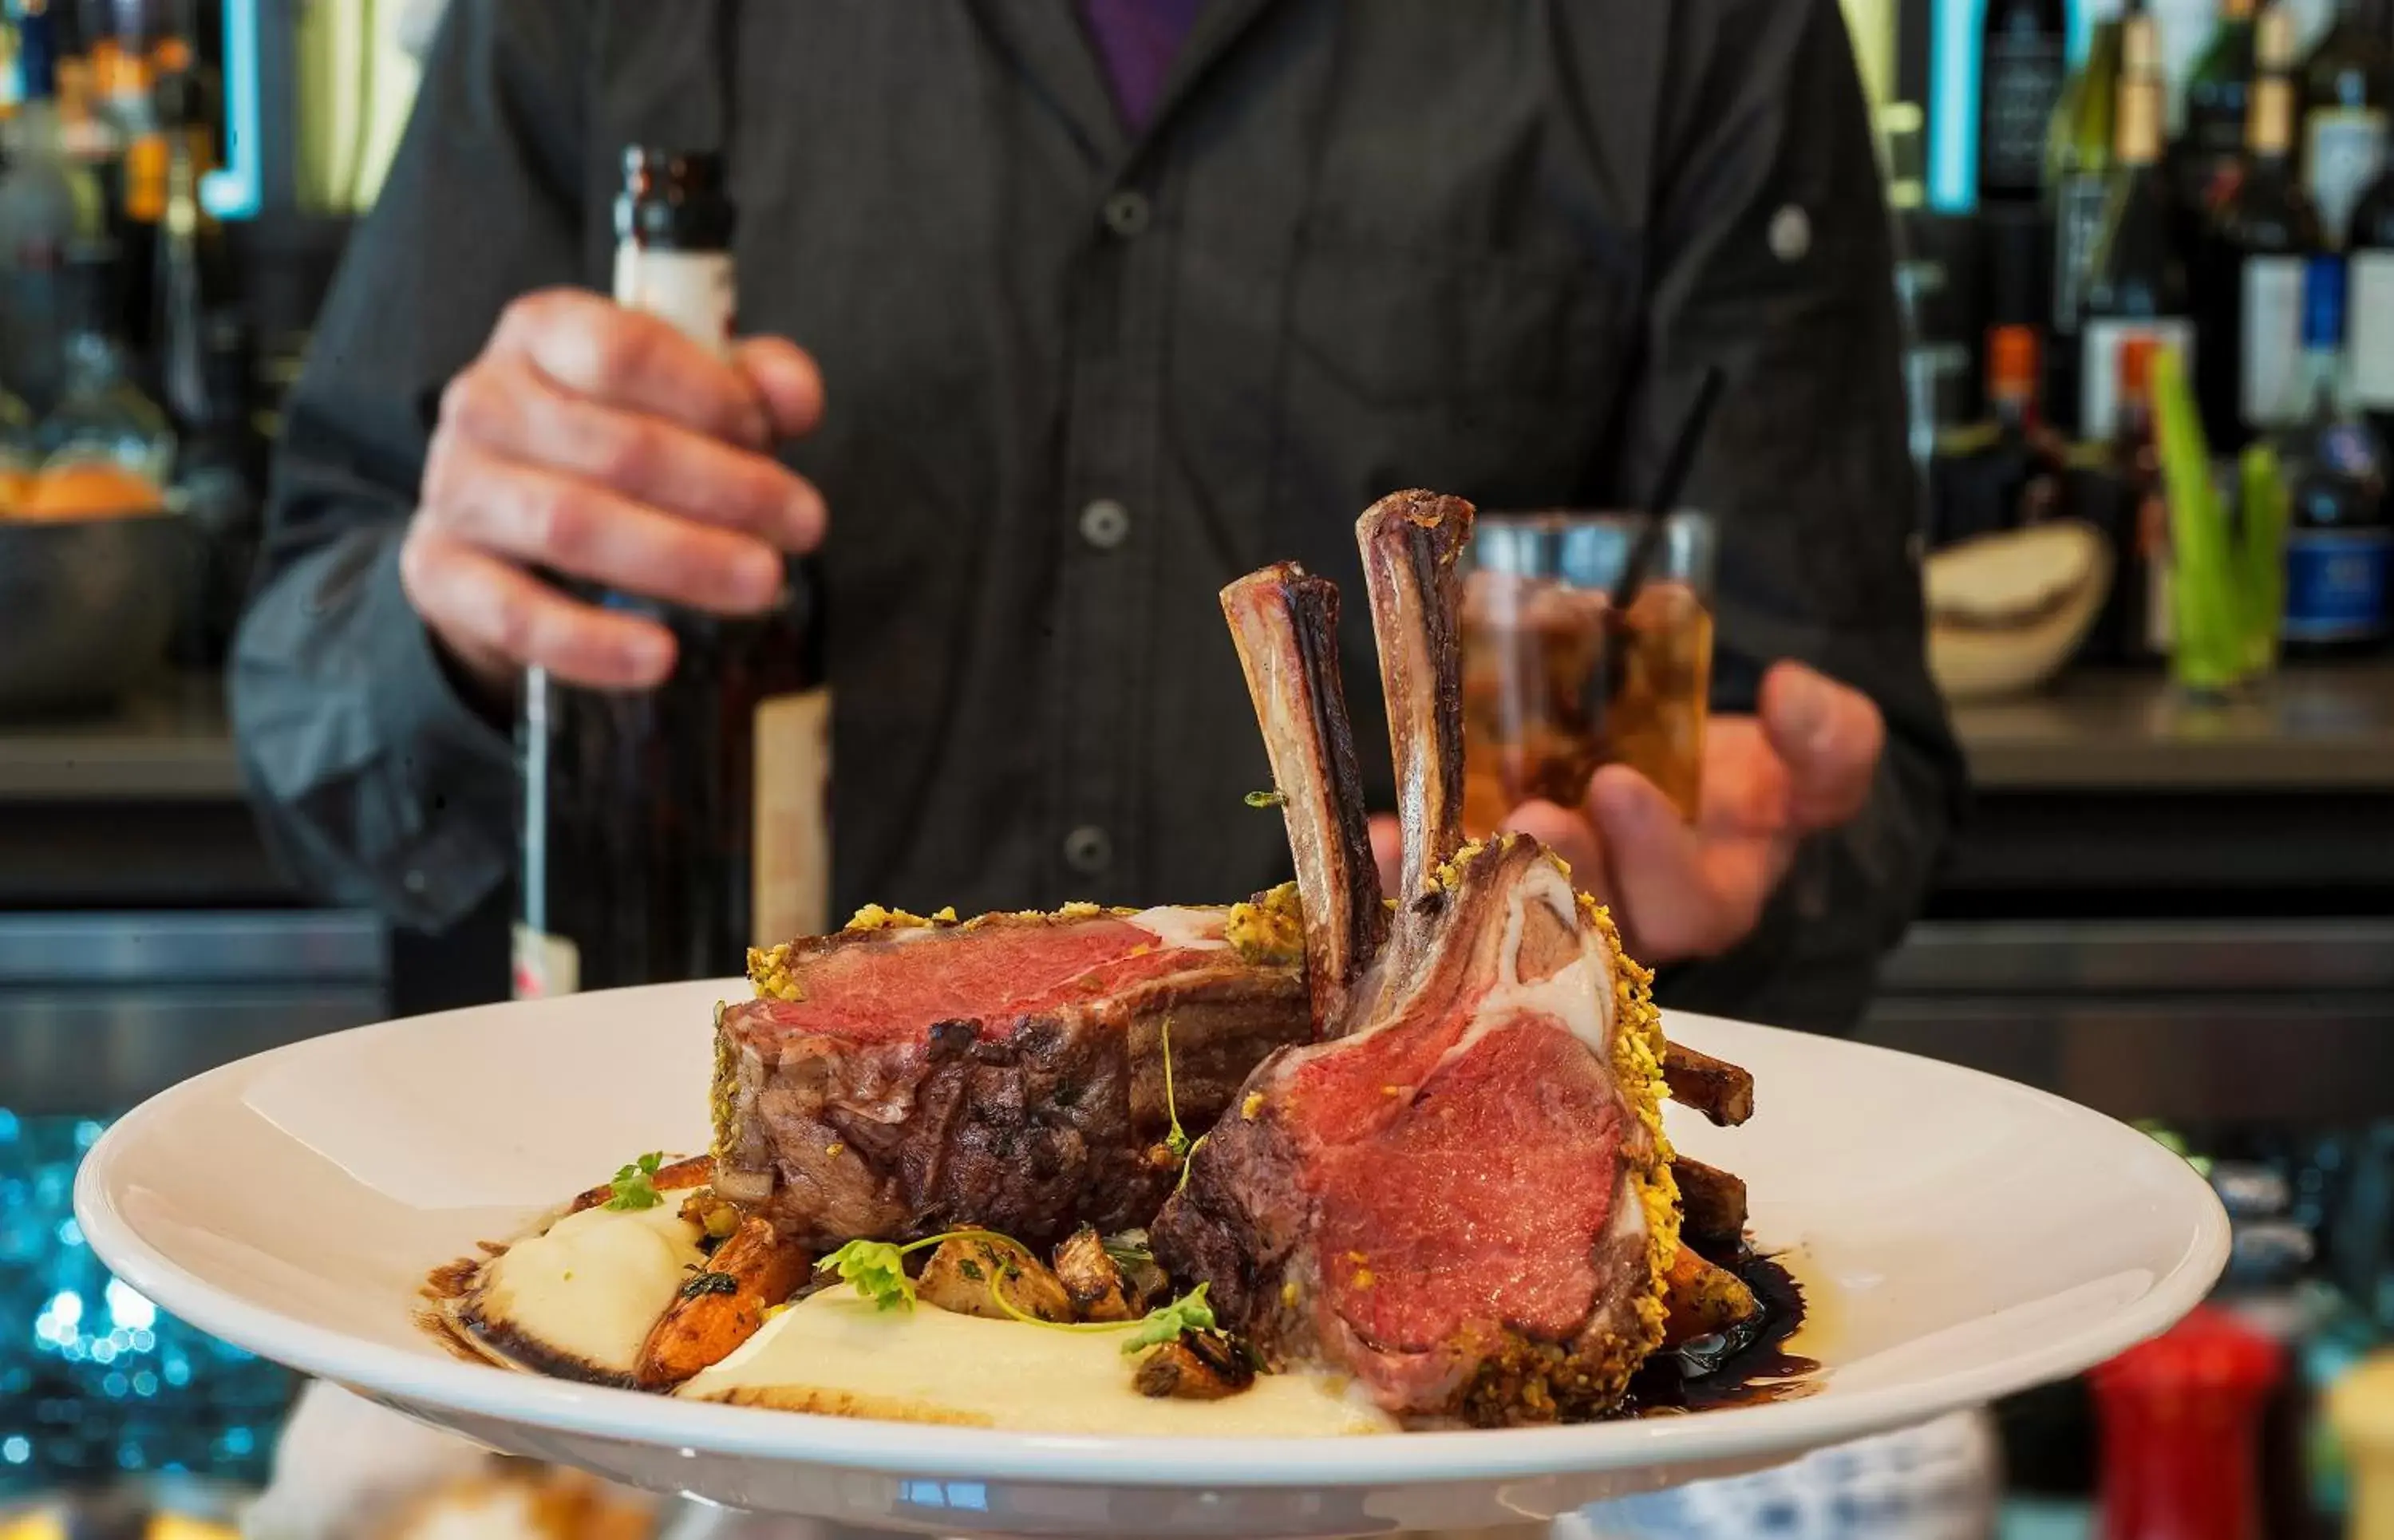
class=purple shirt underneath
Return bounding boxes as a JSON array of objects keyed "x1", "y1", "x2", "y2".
[{"x1": 1078, "y1": 0, "x2": 1209, "y2": 130}]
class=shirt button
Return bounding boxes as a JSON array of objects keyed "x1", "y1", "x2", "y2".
[
  {"x1": 1101, "y1": 191, "x2": 1152, "y2": 239},
  {"x1": 1079, "y1": 499, "x2": 1132, "y2": 550},
  {"x1": 1062, "y1": 825, "x2": 1113, "y2": 875}
]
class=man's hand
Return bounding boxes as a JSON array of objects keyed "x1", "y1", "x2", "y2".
[
  {"x1": 1369, "y1": 662, "x2": 1884, "y2": 965},
  {"x1": 400, "y1": 287, "x2": 827, "y2": 693}
]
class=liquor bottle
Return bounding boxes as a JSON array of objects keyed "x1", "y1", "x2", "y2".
[
  {"x1": 2198, "y1": 5, "x2": 2322, "y2": 451},
  {"x1": 2080, "y1": 12, "x2": 2193, "y2": 440},
  {"x1": 1988, "y1": 322, "x2": 2070, "y2": 525},
  {"x1": 1980, "y1": 0, "x2": 2070, "y2": 204},
  {"x1": 2179, "y1": 0, "x2": 2261, "y2": 226},
  {"x1": 2048, "y1": 9, "x2": 2127, "y2": 435},
  {"x1": 2300, "y1": 0, "x2": 2393, "y2": 247},
  {"x1": 0, "y1": 0, "x2": 101, "y2": 410},
  {"x1": 2276, "y1": 255, "x2": 2392, "y2": 654},
  {"x1": 35, "y1": 239, "x2": 172, "y2": 488},
  {"x1": 148, "y1": 56, "x2": 219, "y2": 431},
  {"x1": 516, "y1": 148, "x2": 832, "y2": 998},
  {"x1": 2113, "y1": 336, "x2": 2176, "y2": 660},
  {"x1": 2351, "y1": 159, "x2": 2394, "y2": 445}
]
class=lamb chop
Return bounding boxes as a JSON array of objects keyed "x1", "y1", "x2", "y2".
[
  {"x1": 1151, "y1": 491, "x2": 1683, "y2": 1426},
  {"x1": 712, "y1": 896, "x2": 1311, "y2": 1250}
]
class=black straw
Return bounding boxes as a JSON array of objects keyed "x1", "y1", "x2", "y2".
[{"x1": 1610, "y1": 366, "x2": 1726, "y2": 614}]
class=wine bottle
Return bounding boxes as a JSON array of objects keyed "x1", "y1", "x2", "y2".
[
  {"x1": 1988, "y1": 322, "x2": 2069, "y2": 526},
  {"x1": 2300, "y1": 0, "x2": 2393, "y2": 247},
  {"x1": 516, "y1": 147, "x2": 833, "y2": 998},
  {"x1": 2112, "y1": 337, "x2": 2175, "y2": 661},
  {"x1": 2047, "y1": 10, "x2": 2128, "y2": 436},
  {"x1": 2198, "y1": 6, "x2": 2322, "y2": 450},
  {"x1": 2179, "y1": 0, "x2": 2261, "y2": 223},
  {"x1": 2080, "y1": 13, "x2": 2194, "y2": 440},
  {"x1": 1981, "y1": 0, "x2": 2070, "y2": 204},
  {"x1": 2276, "y1": 255, "x2": 2392, "y2": 654},
  {"x1": 2349, "y1": 156, "x2": 2394, "y2": 445}
]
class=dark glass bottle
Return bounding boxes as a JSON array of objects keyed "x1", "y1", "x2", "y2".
[
  {"x1": 2047, "y1": 9, "x2": 2129, "y2": 435},
  {"x1": 2277, "y1": 255, "x2": 2392, "y2": 654},
  {"x1": 1980, "y1": 0, "x2": 2070, "y2": 204},
  {"x1": 1988, "y1": 322, "x2": 2070, "y2": 526},
  {"x1": 2196, "y1": 6, "x2": 2321, "y2": 452},
  {"x1": 2350, "y1": 156, "x2": 2394, "y2": 444},
  {"x1": 2112, "y1": 336, "x2": 2175, "y2": 662},
  {"x1": 2080, "y1": 14, "x2": 2193, "y2": 441},
  {"x1": 2299, "y1": 0, "x2": 2393, "y2": 247},
  {"x1": 516, "y1": 148, "x2": 832, "y2": 997},
  {"x1": 2178, "y1": 0, "x2": 2259, "y2": 228}
]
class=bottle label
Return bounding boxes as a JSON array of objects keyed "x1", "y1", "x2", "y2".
[
  {"x1": 2305, "y1": 109, "x2": 2389, "y2": 248},
  {"x1": 753, "y1": 688, "x2": 834, "y2": 946},
  {"x1": 2241, "y1": 255, "x2": 2309, "y2": 428},
  {"x1": 2353, "y1": 251, "x2": 2394, "y2": 409},
  {"x1": 2052, "y1": 176, "x2": 2111, "y2": 333},
  {"x1": 2081, "y1": 317, "x2": 2196, "y2": 439},
  {"x1": 1982, "y1": 34, "x2": 2067, "y2": 195},
  {"x1": 612, "y1": 246, "x2": 737, "y2": 361},
  {"x1": 512, "y1": 924, "x2": 582, "y2": 1000},
  {"x1": 2282, "y1": 527, "x2": 2393, "y2": 641}
]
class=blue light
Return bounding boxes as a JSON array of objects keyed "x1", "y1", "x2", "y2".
[
  {"x1": 1929, "y1": 0, "x2": 1981, "y2": 212},
  {"x1": 200, "y1": 0, "x2": 264, "y2": 219}
]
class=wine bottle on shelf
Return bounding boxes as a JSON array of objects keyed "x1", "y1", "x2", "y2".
[
  {"x1": 516, "y1": 147, "x2": 833, "y2": 998},
  {"x1": 1988, "y1": 322, "x2": 2070, "y2": 527},
  {"x1": 2080, "y1": 11, "x2": 2193, "y2": 441},
  {"x1": 2112, "y1": 336, "x2": 2176, "y2": 662},
  {"x1": 1980, "y1": 0, "x2": 2070, "y2": 205},
  {"x1": 2300, "y1": 0, "x2": 2393, "y2": 247},
  {"x1": 2276, "y1": 255, "x2": 2392, "y2": 654},
  {"x1": 2047, "y1": 8, "x2": 2128, "y2": 436},
  {"x1": 2179, "y1": 0, "x2": 2261, "y2": 226},
  {"x1": 2349, "y1": 159, "x2": 2394, "y2": 444},
  {"x1": 2198, "y1": 5, "x2": 2322, "y2": 452}
]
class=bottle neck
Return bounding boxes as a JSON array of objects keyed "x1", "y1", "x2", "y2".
[
  {"x1": 2250, "y1": 75, "x2": 2297, "y2": 160},
  {"x1": 2116, "y1": 70, "x2": 2164, "y2": 166}
]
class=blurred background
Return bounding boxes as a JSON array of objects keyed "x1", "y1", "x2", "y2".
[{"x1": 0, "y1": 0, "x2": 2389, "y2": 1535}]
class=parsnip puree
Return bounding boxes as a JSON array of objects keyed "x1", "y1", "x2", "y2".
[
  {"x1": 471, "y1": 1202, "x2": 705, "y2": 1376},
  {"x1": 679, "y1": 1289, "x2": 1398, "y2": 1436}
]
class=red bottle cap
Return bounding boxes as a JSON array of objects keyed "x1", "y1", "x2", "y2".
[{"x1": 2090, "y1": 1307, "x2": 2285, "y2": 1540}]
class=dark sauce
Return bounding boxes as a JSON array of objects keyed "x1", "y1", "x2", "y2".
[{"x1": 1618, "y1": 1250, "x2": 1817, "y2": 1417}]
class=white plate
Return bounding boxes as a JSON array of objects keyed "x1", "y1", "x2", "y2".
[{"x1": 76, "y1": 982, "x2": 2226, "y2": 1538}]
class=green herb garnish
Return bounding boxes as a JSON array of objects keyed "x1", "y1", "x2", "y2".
[
  {"x1": 1160, "y1": 1019, "x2": 1191, "y2": 1162},
  {"x1": 1244, "y1": 789, "x2": 1286, "y2": 808},
  {"x1": 679, "y1": 1270, "x2": 741, "y2": 1300},
  {"x1": 604, "y1": 1151, "x2": 666, "y2": 1211},
  {"x1": 1120, "y1": 1284, "x2": 1216, "y2": 1354}
]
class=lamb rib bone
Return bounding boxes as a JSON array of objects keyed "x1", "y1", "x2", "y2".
[{"x1": 1153, "y1": 492, "x2": 1680, "y2": 1425}]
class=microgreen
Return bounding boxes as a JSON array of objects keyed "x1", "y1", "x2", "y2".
[{"x1": 604, "y1": 1151, "x2": 666, "y2": 1211}]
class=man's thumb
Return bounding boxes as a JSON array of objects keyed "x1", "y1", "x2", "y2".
[{"x1": 1758, "y1": 662, "x2": 1882, "y2": 829}]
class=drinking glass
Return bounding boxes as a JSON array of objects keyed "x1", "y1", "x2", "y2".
[{"x1": 1460, "y1": 511, "x2": 1717, "y2": 837}]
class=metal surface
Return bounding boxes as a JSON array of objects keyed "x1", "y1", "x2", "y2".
[
  {"x1": 0, "y1": 673, "x2": 247, "y2": 800},
  {"x1": 0, "y1": 514, "x2": 191, "y2": 718},
  {"x1": 0, "y1": 910, "x2": 389, "y2": 1113},
  {"x1": 1867, "y1": 919, "x2": 2394, "y2": 1125}
]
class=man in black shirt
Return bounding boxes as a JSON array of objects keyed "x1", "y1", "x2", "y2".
[{"x1": 232, "y1": 0, "x2": 1961, "y2": 1033}]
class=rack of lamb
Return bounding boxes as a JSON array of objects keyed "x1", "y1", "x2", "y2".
[{"x1": 1152, "y1": 491, "x2": 1748, "y2": 1426}]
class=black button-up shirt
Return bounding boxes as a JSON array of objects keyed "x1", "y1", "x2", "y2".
[{"x1": 231, "y1": 0, "x2": 1963, "y2": 1033}]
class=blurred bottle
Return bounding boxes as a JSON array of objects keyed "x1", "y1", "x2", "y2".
[
  {"x1": 2114, "y1": 336, "x2": 2175, "y2": 661},
  {"x1": 2300, "y1": 0, "x2": 2393, "y2": 247},
  {"x1": 148, "y1": 53, "x2": 217, "y2": 432},
  {"x1": 2082, "y1": 9, "x2": 2192, "y2": 441},
  {"x1": 1989, "y1": 322, "x2": 2072, "y2": 526},
  {"x1": 36, "y1": 241, "x2": 171, "y2": 492},
  {"x1": 2277, "y1": 255, "x2": 2392, "y2": 654},
  {"x1": 2332, "y1": 1353, "x2": 2394, "y2": 1540},
  {"x1": 2048, "y1": 7, "x2": 2128, "y2": 436},
  {"x1": 2092, "y1": 1305, "x2": 2285, "y2": 1540},
  {"x1": 2198, "y1": 5, "x2": 2323, "y2": 452},
  {"x1": 2179, "y1": 0, "x2": 2262, "y2": 231},
  {"x1": 1981, "y1": 0, "x2": 2069, "y2": 206},
  {"x1": 0, "y1": 0, "x2": 101, "y2": 411},
  {"x1": 2351, "y1": 156, "x2": 2394, "y2": 445}
]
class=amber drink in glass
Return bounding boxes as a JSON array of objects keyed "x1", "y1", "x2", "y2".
[{"x1": 1460, "y1": 512, "x2": 1716, "y2": 838}]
